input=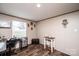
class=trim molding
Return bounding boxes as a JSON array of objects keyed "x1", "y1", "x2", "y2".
[
  {"x1": 0, "y1": 9, "x2": 79, "y2": 22},
  {"x1": 37, "y1": 9, "x2": 79, "y2": 22},
  {"x1": 0, "y1": 12, "x2": 34, "y2": 22}
]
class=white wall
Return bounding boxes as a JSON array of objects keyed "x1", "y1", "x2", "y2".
[
  {"x1": 36, "y1": 11, "x2": 79, "y2": 56},
  {"x1": 27, "y1": 21, "x2": 37, "y2": 44},
  {"x1": 0, "y1": 14, "x2": 37, "y2": 44}
]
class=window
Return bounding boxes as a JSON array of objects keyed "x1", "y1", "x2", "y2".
[{"x1": 12, "y1": 21, "x2": 26, "y2": 38}]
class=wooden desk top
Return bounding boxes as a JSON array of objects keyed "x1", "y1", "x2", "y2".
[
  {"x1": 44, "y1": 36, "x2": 55, "y2": 39},
  {"x1": 44, "y1": 36, "x2": 55, "y2": 41}
]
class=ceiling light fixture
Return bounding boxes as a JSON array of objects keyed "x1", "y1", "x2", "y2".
[{"x1": 36, "y1": 4, "x2": 41, "y2": 8}]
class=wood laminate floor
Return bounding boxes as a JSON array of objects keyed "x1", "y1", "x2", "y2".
[{"x1": 15, "y1": 44, "x2": 69, "y2": 56}]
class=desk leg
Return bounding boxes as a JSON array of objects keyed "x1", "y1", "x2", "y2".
[
  {"x1": 51, "y1": 40, "x2": 53, "y2": 53},
  {"x1": 44, "y1": 38, "x2": 46, "y2": 49}
]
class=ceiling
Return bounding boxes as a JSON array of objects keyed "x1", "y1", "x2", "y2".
[{"x1": 0, "y1": 3, "x2": 79, "y2": 21}]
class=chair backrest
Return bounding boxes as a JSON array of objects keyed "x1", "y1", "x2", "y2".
[{"x1": 7, "y1": 38, "x2": 17, "y2": 48}]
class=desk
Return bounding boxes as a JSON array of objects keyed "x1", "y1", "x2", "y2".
[{"x1": 44, "y1": 36, "x2": 55, "y2": 53}]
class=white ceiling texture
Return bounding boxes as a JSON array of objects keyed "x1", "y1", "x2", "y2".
[{"x1": 0, "y1": 3, "x2": 79, "y2": 21}]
